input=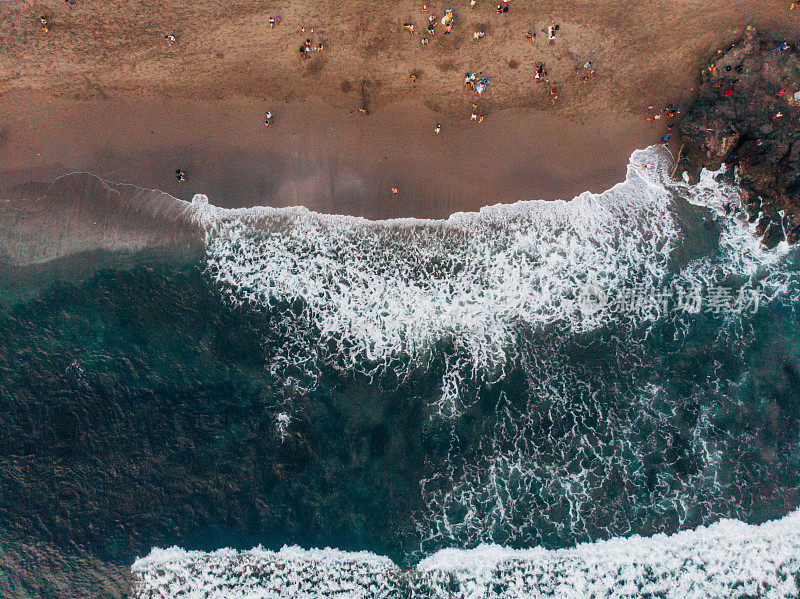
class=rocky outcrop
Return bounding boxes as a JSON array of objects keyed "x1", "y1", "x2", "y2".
[{"x1": 680, "y1": 32, "x2": 800, "y2": 247}]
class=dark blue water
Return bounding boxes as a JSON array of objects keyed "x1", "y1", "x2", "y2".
[{"x1": 2, "y1": 149, "x2": 800, "y2": 597}]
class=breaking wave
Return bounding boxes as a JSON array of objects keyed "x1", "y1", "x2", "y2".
[
  {"x1": 143, "y1": 145, "x2": 800, "y2": 594},
  {"x1": 194, "y1": 147, "x2": 792, "y2": 405},
  {"x1": 132, "y1": 508, "x2": 800, "y2": 598}
]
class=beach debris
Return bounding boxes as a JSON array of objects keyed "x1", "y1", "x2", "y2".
[
  {"x1": 434, "y1": 123, "x2": 441, "y2": 134},
  {"x1": 176, "y1": 169, "x2": 186, "y2": 182},
  {"x1": 471, "y1": 0, "x2": 476, "y2": 7},
  {"x1": 525, "y1": 31, "x2": 536, "y2": 42},
  {"x1": 550, "y1": 87, "x2": 558, "y2": 103},
  {"x1": 391, "y1": 187, "x2": 399, "y2": 194},
  {"x1": 164, "y1": 34, "x2": 176, "y2": 46},
  {"x1": 779, "y1": 41, "x2": 791, "y2": 51},
  {"x1": 473, "y1": 30, "x2": 485, "y2": 40},
  {"x1": 40, "y1": 16, "x2": 49, "y2": 32},
  {"x1": 269, "y1": 16, "x2": 281, "y2": 28},
  {"x1": 422, "y1": 4, "x2": 428, "y2": 11}
]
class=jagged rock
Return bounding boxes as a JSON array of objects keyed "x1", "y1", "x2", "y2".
[{"x1": 680, "y1": 32, "x2": 800, "y2": 246}]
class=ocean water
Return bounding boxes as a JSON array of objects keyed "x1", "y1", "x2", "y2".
[{"x1": 3, "y1": 147, "x2": 800, "y2": 597}]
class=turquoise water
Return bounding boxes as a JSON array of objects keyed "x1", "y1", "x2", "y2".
[{"x1": 2, "y1": 148, "x2": 800, "y2": 596}]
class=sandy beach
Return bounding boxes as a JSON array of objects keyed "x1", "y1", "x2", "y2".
[
  {"x1": 1, "y1": 91, "x2": 656, "y2": 219},
  {"x1": 2, "y1": 0, "x2": 798, "y2": 222},
  {"x1": 2, "y1": 2, "x2": 800, "y2": 598}
]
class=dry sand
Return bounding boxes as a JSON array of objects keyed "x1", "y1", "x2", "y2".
[{"x1": 1, "y1": 0, "x2": 799, "y2": 220}]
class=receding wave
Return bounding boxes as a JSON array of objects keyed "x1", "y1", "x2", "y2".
[
  {"x1": 0, "y1": 172, "x2": 202, "y2": 267},
  {"x1": 132, "y1": 508, "x2": 800, "y2": 598}
]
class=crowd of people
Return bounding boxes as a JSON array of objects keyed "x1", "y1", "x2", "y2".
[{"x1": 26, "y1": 0, "x2": 683, "y2": 182}]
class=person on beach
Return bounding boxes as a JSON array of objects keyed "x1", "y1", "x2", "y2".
[
  {"x1": 441, "y1": 10, "x2": 453, "y2": 27},
  {"x1": 176, "y1": 169, "x2": 186, "y2": 181},
  {"x1": 40, "y1": 16, "x2": 49, "y2": 32},
  {"x1": 265, "y1": 111, "x2": 273, "y2": 126},
  {"x1": 165, "y1": 34, "x2": 176, "y2": 46},
  {"x1": 435, "y1": 123, "x2": 441, "y2": 134}
]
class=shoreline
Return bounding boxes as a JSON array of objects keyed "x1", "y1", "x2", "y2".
[{"x1": 0, "y1": 91, "x2": 661, "y2": 220}]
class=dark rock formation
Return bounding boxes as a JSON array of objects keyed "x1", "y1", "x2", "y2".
[{"x1": 680, "y1": 32, "x2": 800, "y2": 247}]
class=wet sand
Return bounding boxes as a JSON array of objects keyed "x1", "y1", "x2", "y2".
[{"x1": 1, "y1": 91, "x2": 658, "y2": 221}]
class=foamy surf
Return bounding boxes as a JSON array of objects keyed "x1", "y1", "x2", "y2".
[
  {"x1": 193, "y1": 146, "x2": 793, "y2": 404},
  {"x1": 131, "y1": 508, "x2": 800, "y2": 598},
  {"x1": 184, "y1": 146, "x2": 800, "y2": 554}
]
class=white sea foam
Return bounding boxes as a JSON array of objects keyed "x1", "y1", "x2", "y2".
[
  {"x1": 193, "y1": 146, "x2": 794, "y2": 405},
  {"x1": 131, "y1": 508, "x2": 800, "y2": 598},
  {"x1": 132, "y1": 546, "x2": 399, "y2": 599},
  {"x1": 188, "y1": 146, "x2": 800, "y2": 551},
  {"x1": 194, "y1": 147, "x2": 684, "y2": 410}
]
